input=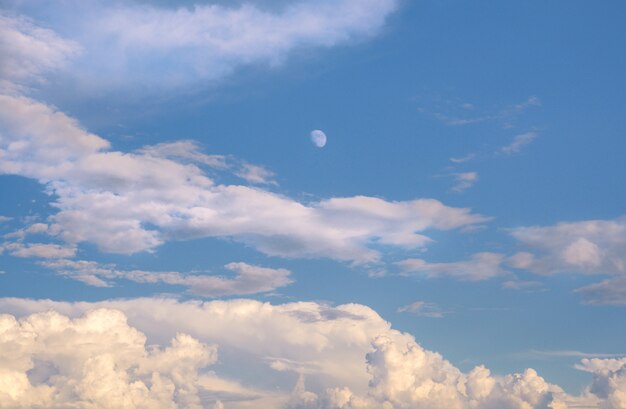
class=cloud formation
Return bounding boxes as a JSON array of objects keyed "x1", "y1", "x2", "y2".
[
  {"x1": 397, "y1": 252, "x2": 509, "y2": 282},
  {"x1": 451, "y1": 171, "x2": 478, "y2": 193},
  {"x1": 500, "y1": 132, "x2": 538, "y2": 155},
  {"x1": 0, "y1": 94, "x2": 487, "y2": 264},
  {"x1": 0, "y1": 308, "x2": 217, "y2": 408},
  {"x1": 0, "y1": 297, "x2": 614, "y2": 409},
  {"x1": 508, "y1": 217, "x2": 626, "y2": 305},
  {"x1": 2, "y1": 0, "x2": 398, "y2": 92},
  {"x1": 40, "y1": 259, "x2": 293, "y2": 296},
  {"x1": 0, "y1": 13, "x2": 79, "y2": 90}
]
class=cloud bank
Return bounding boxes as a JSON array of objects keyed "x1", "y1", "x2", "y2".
[{"x1": 0, "y1": 298, "x2": 616, "y2": 409}]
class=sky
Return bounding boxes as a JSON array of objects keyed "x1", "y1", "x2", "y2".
[{"x1": 0, "y1": 0, "x2": 626, "y2": 408}]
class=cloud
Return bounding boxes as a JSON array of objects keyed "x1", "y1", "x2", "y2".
[
  {"x1": 39, "y1": 259, "x2": 293, "y2": 296},
  {"x1": 450, "y1": 154, "x2": 476, "y2": 164},
  {"x1": 575, "y1": 277, "x2": 626, "y2": 306},
  {"x1": 0, "y1": 216, "x2": 12, "y2": 223},
  {"x1": 138, "y1": 140, "x2": 228, "y2": 169},
  {"x1": 528, "y1": 350, "x2": 626, "y2": 359},
  {"x1": 500, "y1": 132, "x2": 538, "y2": 155},
  {"x1": 397, "y1": 301, "x2": 446, "y2": 318},
  {"x1": 3, "y1": 0, "x2": 398, "y2": 92},
  {"x1": 0, "y1": 308, "x2": 217, "y2": 408},
  {"x1": 2, "y1": 242, "x2": 76, "y2": 259},
  {"x1": 418, "y1": 96, "x2": 541, "y2": 128},
  {"x1": 508, "y1": 217, "x2": 626, "y2": 305},
  {"x1": 0, "y1": 94, "x2": 487, "y2": 264},
  {"x1": 0, "y1": 13, "x2": 79, "y2": 90},
  {"x1": 451, "y1": 171, "x2": 478, "y2": 193},
  {"x1": 0, "y1": 297, "x2": 610, "y2": 409},
  {"x1": 234, "y1": 163, "x2": 277, "y2": 185},
  {"x1": 397, "y1": 252, "x2": 509, "y2": 282},
  {"x1": 576, "y1": 358, "x2": 626, "y2": 409}
]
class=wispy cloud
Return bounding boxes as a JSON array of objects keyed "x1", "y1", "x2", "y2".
[
  {"x1": 40, "y1": 259, "x2": 293, "y2": 296},
  {"x1": 449, "y1": 153, "x2": 476, "y2": 164},
  {"x1": 527, "y1": 350, "x2": 626, "y2": 359},
  {"x1": 451, "y1": 171, "x2": 478, "y2": 192},
  {"x1": 500, "y1": 131, "x2": 538, "y2": 154},
  {"x1": 397, "y1": 252, "x2": 509, "y2": 282},
  {"x1": 418, "y1": 96, "x2": 541, "y2": 128},
  {"x1": 397, "y1": 301, "x2": 447, "y2": 318}
]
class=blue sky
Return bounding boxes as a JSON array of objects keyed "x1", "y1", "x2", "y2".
[{"x1": 0, "y1": 1, "x2": 625, "y2": 408}]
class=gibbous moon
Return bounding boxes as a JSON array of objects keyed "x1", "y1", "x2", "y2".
[{"x1": 310, "y1": 130, "x2": 327, "y2": 148}]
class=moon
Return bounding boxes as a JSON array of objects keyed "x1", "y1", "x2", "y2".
[{"x1": 310, "y1": 130, "x2": 327, "y2": 148}]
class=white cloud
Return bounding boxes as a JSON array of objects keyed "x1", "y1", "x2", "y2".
[
  {"x1": 397, "y1": 301, "x2": 446, "y2": 318},
  {"x1": 0, "y1": 94, "x2": 487, "y2": 264},
  {"x1": 4, "y1": 0, "x2": 398, "y2": 92},
  {"x1": 3, "y1": 242, "x2": 76, "y2": 259},
  {"x1": 0, "y1": 216, "x2": 12, "y2": 223},
  {"x1": 576, "y1": 358, "x2": 626, "y2": 409},
  {"x1": 451, "y1": 171, "x2": 478, "y2": 193},
  {"x1": 40, "y1": 259, "x2": 293, "y2": 296},
  {"x1": 450, "y1": 154, "x2": 476, "y2": 164},
  {"x1": 0, "y1": 297, "x2": 608, "y2": 409},
  {"x1": 0, "y1": 13, "x2": 79, "y2": 90},
  {"x1": 138, "y1": 140, "x2": 228, "y2": 169},
  {"x1": 235, "y1": 163, "x2": 277, "y2": 185},
  {"x1": 418, "y1": 96, "x2": 541, "y2": 128},
  {"x1": 575, "y1": 277, "x2": 626, "y2": 306},
  {"x1": 500, "y1": 132, "x2": 538, "y2": 155},
  {"x1": 0, "y1": 308, "x2": 217, "y2": 408},
  {"x1": 508, "y1": 217, "x2": 626, "y2": 305},
  {"x1": 397, "y1": 252, "x2": 509, "y2": 282}
]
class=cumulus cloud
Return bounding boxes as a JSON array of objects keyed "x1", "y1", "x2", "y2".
[
  {"x1": 2, "y1": 0, "x2": 397, "y2": 92},
  {"x1": 0, "y1": 94, "x2": 486, "y2": 264},
  {"x1": 0, "y1": 308, "x2": 217, "y2": 408},
  {"x1": 397, "y1": 252, "x2": 509, "y2": 282},
  {"x1": 576, "y1": 358, "x2": 626, "y2": 409},
  {"x1": 508, "y1": 217, "x2": 626, "y2": 305},
  {"x1": 0, "y1": 297, "x2": 609, "y2": 409},
  {"x1": 40, "y1": 259, "x2": 293, "y2": 296}
]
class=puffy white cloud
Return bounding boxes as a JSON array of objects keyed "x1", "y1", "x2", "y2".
[
  {"x1": 576, "y1": 358, "x2": 626, "y2": 409},
  {"x1": 4, "y1": 0, "x2": 397, "y2": 92},
  {"x1": 40, "y1": 259, "x2": 293, "y2": 296},
  {"x1": 0, "y1": 308, "x2": 217, "y2": 408},
  {"x1": 0, "y1": 94, "x2": 486, "y2": 263},
  {"x1": 397, "y1": 252, "x2": 509, "y2": 282},
  {"x1": 0, "y1": 297, "x2": 609, "y2": 409}
]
